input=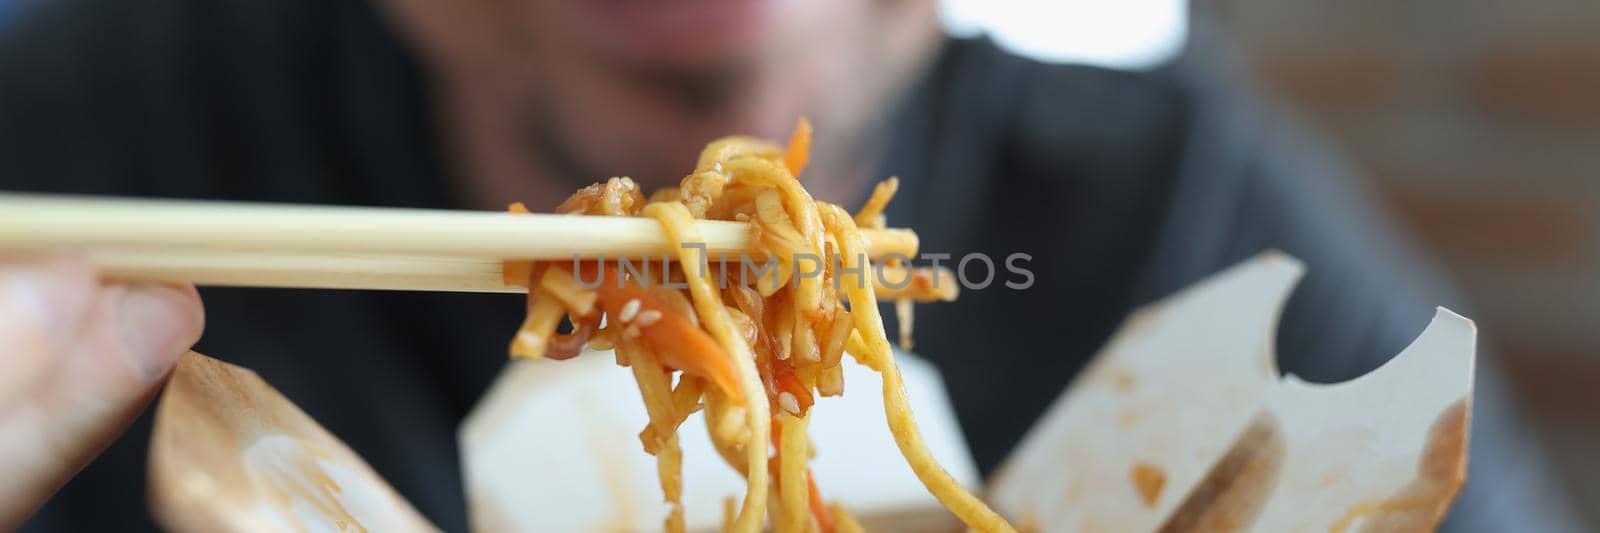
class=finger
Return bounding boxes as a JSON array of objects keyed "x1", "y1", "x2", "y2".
[
  {"x1": 0, "y1": 256, "x2": 97, "y2": 409},
  {"x1": 0, "y1": 263, "x2": 204, "y2": 527},
  {"x1": 45, "y1": 281, "x2": 205, "y2": 448}
]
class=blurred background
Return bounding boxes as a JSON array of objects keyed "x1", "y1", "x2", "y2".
[
  {"x1": 946, "y1": 0, "x2": 1600, "y2": 526},
  {"x1": 1209, "y1": 0, "x2": 1600, "y2": 525},
  {"x1": 943, "y1": 0, "x2": 1599, "y2": 526},
  {"x1": 1, "y1": 0, "x2": 1594, "y2": 527}
]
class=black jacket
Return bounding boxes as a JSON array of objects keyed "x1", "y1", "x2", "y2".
[{"x1": 0, "y1": 0, "x2": 1581, "y2": 530}]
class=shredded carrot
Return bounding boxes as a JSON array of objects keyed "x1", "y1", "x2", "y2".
[
  {"x1": 593, "y1": 268, "x2": 742, "y2": 402},
  {"x1": 808, "y1": 471, "x2": 834, "y2": 533},
  {"x1": 784, "y1": 118, "x2": 812, "y2": 177}
]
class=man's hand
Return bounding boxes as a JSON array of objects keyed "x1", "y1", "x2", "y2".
[{"x1": 0, "y1": 255, "x2": 204, "y2": 528}]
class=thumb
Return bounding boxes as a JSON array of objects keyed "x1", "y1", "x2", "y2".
[{"x1": 0, "y1": 257, "x2": 204, "y2": 527}]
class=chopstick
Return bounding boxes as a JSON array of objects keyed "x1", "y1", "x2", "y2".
[
  {"x1": 83, "y1": 250, "x2": 934, "y2": 296},
  {"x1": 0, "y1": 193, "x2": 917, "y2": 260},
  {"x1": 0, "y1": 193, "x2": 921, "y2": 294},
  {"x1": 87, "y1": 250, "x2": 527, "y2": 293}
]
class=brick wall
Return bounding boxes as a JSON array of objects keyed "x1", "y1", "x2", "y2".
[{"x1": 1206, "y1": 0, "x2": 1600, "y2": 524}]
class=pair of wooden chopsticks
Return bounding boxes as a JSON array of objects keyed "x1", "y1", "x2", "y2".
[{"x1": 0, "y1": 193, "x2": 917, "y2": 293}]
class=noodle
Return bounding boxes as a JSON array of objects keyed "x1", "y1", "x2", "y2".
[
  {"x1": 853, "y1": 177, "x2": 897, "y2": 230},
  {"x1": 623, "y1": 330, "x2": 686, "y2": 532},
  {"x1": 777, "y1": 413, "x2": 810, "y2": 533},
  {"x1": 820, "y1": 203, "x2": 1013, "y2": 531},
  {"x1": 504, "y1": 122, "x2": 1013, "y2": 532},
  {"x1": 646, "y1": 201, "x2": 772, "y2": 533}
]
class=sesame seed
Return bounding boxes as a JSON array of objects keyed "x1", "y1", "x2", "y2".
[
  {"x1": 618, "y1": 299, "x2": 641, "y2": 322},
  {"x1": 635, "y1": 309, "x2": 662, "y2": 327},
  {"x1": 622, "y1": 325, "x2": 641, "y2": 339},
  {"x1": 779, "y1": 392, "x2": 801, "y2": 415}
]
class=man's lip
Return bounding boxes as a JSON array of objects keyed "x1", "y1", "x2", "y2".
[{"x1": 582, "y1": 0, "x2": 776, "y2": 62}]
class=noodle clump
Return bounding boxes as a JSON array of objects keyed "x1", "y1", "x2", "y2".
[{"x1": 503, "y1": 120, "x2": 1012, "y2": 533}]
